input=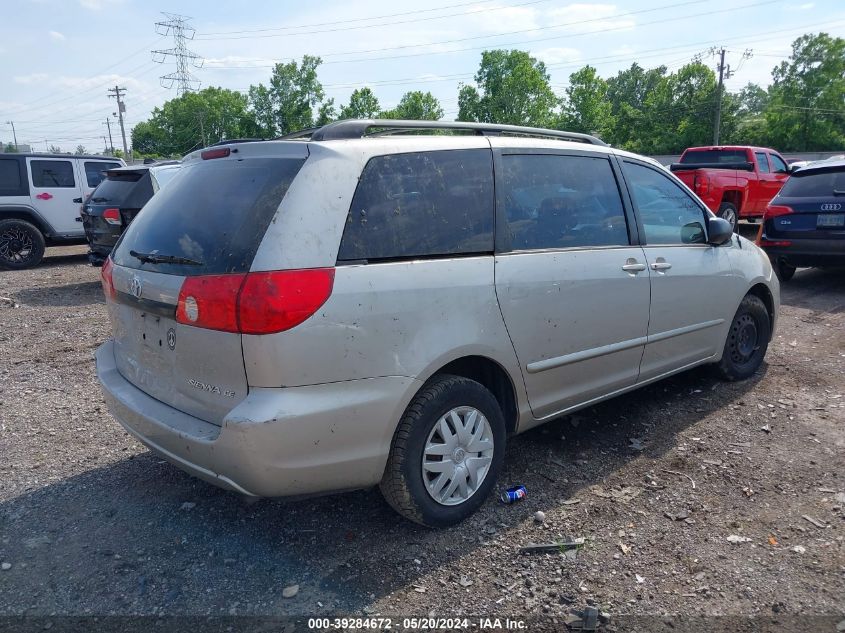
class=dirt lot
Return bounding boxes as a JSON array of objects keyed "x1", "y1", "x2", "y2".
[{"x1": 1, "y1": 239, "x2": 843, "y2": 631}]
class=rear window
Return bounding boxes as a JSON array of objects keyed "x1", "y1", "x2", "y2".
[
  {"x1": 680, "y1": 150, "x2": 747, "y2": 164},
  {"x1": 337, "y1": 149, "x2": 494, "y2": 262},
  {"x1": 85, "y1": 161, "x2": 122, "y2": 188},
  {"x1": 113, "y1": 157, "x2": 304, "y2": 275},
  {"x1": 91, "y1": 172, "x2": 149, "y2": 207},
  {"x1": 779, "y1": 168, "x2": 845, "y2": 197}
]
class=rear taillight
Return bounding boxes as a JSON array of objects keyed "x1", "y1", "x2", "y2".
[
  {"x1": 175, "y1": 268, "x2": 335, "y2": 335},
  {"x1": 764, "y1": 205, "x2": 794, "y2": 218},
  {"x1": 758, "y1": 238, "x2": 792, "y2": 247},
  {"x1": 102, "y1": 208, "x2": 121, "y2": 225},
  {"x1": 693, "y1": 173, "x2": 710, "y2": 196},
  {"x1": 100, "y1": 257, "x2": 116, "y2": 299}
]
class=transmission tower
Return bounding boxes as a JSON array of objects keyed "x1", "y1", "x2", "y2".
[{"x1": 152, "y1": 13, "x2": 203, "y2": 95}]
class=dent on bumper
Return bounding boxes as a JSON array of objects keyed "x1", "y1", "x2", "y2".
[{"x1": 95, "y1": 340, "x2": 419, "y2": 497}]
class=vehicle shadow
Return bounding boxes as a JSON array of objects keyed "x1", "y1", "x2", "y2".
[
  {"x1": 39, "y1": 250, "x2": 90, "y2": 268},
  {"x1": 0, "y1": 365, "x2": 763, "y2": 617},
  {"x1": 778, "y1": 267, "x2": 845, "y2": 312},
  {"x1": 13, "y1": 280, "x2": 104, "y2": 307}
]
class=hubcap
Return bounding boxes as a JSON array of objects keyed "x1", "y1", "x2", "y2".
[
  {"x1": 0, "y1": 227, "x2": 33, "y2": 264},
  {"x1": 730, "y1": 313, "x2": 759, "y2": 364},
  {"x1": 722, "y1": 207, "x2": 737, "y2": 228},
  {"x1": 422, "y1": 406, "x2": 494, "y2": 506}
]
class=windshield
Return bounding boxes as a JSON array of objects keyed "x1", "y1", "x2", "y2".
[
  {"x1": 89, "y1": 172, "x2": 146, "y2": 205},
  {"x1": 112, "y1": 157, "x2": 305, "y2": 276}
]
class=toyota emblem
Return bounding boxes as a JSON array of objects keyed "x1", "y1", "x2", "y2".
[
  {"x1": 166, "y1": 328, "x2": 176, "y2": 350},
  {"x1": 130, "y1": 276, "x2": 143, "y2": 299}
]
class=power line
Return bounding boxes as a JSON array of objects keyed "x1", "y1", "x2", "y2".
[
  {"x1": 197, "y1": 0, "x2": 549, "y2": 38},
  {"x1": 153, "y1": 13, "x2": 203, "y2": 94}
]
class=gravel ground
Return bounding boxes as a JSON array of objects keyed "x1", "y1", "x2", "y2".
[{"x1": 1, "y1": 239, "x2": 843, "y2": 631}]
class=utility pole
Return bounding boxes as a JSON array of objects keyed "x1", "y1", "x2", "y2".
[
  {"x1": 107, "y1": 86, "x2": 130, "y2": 159},
  {"x1": 711, "y1": 47, "x2": 753, "y2": 145},
  {"x1": 103, "y1": 136, "x2": 109, "y2": 154},
  {"x1": 103, "y1": 117, "x2": 115, "y2": 154},
  {"x1": 5, "y1": 121, "x2": 18, "y2": 150},
  {"x1": 152, "y1": 13, "x2": 203, "y2": 95}
]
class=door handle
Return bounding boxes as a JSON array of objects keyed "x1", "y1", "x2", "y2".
[
  {"x1": 650, "y1": 258, "x2": 672, "y2": 271},
  {"x1": 622, "y1": 258, "x2": 647, "y2": 273}
]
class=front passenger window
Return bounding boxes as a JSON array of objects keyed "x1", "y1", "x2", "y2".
[{"x1": 624, "y1": 162, "x2": 707, "y2": 245}]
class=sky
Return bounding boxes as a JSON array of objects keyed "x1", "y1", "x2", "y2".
[{"x1": 2, "y1": 0, "x2": 844, "y2": 153}]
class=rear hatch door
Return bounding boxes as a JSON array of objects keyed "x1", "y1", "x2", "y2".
[
  {"x1": 767, "y1": 166, "x2": 845, "y2": 240},
  {"x1": 108, "y1": 146, "x2": 307, "y2": 425}
]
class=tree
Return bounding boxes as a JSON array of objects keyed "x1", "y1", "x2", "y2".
[
  {"x1": 559, "y1": 65, "x2": 612, "y2": 137},
  {"x1": 382, "y1": 91, "x2": 443, "y2": 120},
  {"x1": 316, "y1": 98, "x2": 337, "y2": 126},
  {"x1": 49, "y1": 145, "x2": 62, "y2": 154},
  {"x1": 248, "y1": 55, "x2": 326, "y2": 136},
  {"x1": 604, "y1": 63, "x2": 666, "y2": 148},
  {"x1": 75, "y1": 145, "x2": 87, "y2": 155},
  {"x1": 131, "y1": 87, "x2": 260, "y2": 157},
  {"x1": 458, "y1": 50, "x2": 558, "y2": 127},
  {"x1": 764, "y1": 33, "x2": 845, "y2": 151},
  {"x1": 3, "y1": 143, "x2": 17, "y2": 153},
  {"x1": 735, "y1": 82, "x2": 769, "y2": 117},
  {"x1": 339, "y1": 87, "x2": 381, "y2": 119}
]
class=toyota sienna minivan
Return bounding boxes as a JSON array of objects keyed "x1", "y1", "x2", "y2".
[{"x1": 96, "y1": 120, "x2": 779, "y2": 527}]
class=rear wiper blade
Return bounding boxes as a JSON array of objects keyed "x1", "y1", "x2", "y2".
[
  {"x1": 833, "y1": 189, "x2": 845, "y2": 195},
  {"x1": 91, "y1": 197, "x2": 110, "y2": 203},
  {"x1": 129, "y1": 250, "x2": 203, "y2": 266}
]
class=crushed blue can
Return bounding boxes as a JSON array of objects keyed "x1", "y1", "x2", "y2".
[{"x1": 500, "y1": 484, "x2": 527, "y2": 504}]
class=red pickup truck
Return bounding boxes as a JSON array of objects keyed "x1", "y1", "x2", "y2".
[{"x1": 669, "y1": 146, "x2": 792, "y2": 230}]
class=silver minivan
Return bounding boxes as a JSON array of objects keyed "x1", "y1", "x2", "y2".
[{"x1": 96, "y1": 121, "x2": 779, "y2": 526}]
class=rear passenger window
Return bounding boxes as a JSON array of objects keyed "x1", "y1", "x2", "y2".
[
  {"x1": 756, "y1": 152, "x2": 771, "y2": 173},
  {"x1": 84, "y1": 161, "x2": 121, "y2": 187},
  {"x1": 0, "y1": 159, "x2": 21, "y2": 191},
  {"x1": 769, "y1": 154, "x2": 788, "y2": 174},
  {"x1": 624, "y1": 162, "x2": 708, "y2": 245},
  {"x1": 31, "y1": 160, "x2": 75, "y2": 187},
  {"x1": 500, "y1": 154, "x2": 629, "y2": 250},
  {"x1": 337, "y1": 149, "x2": 494, "y2": 262}
]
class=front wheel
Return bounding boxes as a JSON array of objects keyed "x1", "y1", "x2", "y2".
[
  {"x1": 0, "y1": 219, "x2": 46, "y2": 270},
  {"x1": 715, "y1": 294, "x2": 771, "y2": 381},
  {"x1": 380, "y1": 374, "x2": 506, "y2": 527},
  {"x1": 718, "y1": 202, "x2": 739, "y2": 232}
]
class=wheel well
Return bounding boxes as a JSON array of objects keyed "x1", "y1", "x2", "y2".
[
  {"x1": 436, "y1": 356, "x2": 519, "y2": 434},
  {"x1": 721, "y1": 191, "x2": 742, "y2": 212},
  {"x1": 747, "y1": 283, "x2": 775, "y2": 340},
  {"x1": 0, "y1": 210, "x2": 50, "y2": 237}
]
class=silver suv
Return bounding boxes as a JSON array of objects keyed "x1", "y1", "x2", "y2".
[{"x1": 96, "y1": 120, "x2": 779, "y2": 527}]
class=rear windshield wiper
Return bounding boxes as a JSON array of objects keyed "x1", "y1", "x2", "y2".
[
  {"x1": 129, "y1": 250, "x2": 203, "y2": 266},
  {"x1": 91, "y1": 197, "x2": 110, "y2": 203},
  {"x1": 833, "y1": 189, "x2": 845, "y2": 196}
]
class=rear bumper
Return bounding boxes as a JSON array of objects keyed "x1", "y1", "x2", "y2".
[
  {"x1": 761, "y1": 238, "x2": 845, "y2": 267},
  {"x1": 96, "y1": 340, "x2": 420, "y2": 497}
]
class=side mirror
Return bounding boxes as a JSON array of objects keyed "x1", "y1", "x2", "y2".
[{"x1": 707, "y1": 217, "x2": 734, "y2": 245}]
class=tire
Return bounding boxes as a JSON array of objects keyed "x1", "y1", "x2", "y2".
[
  {"x1": 380, "y1": 374, "x2": 507, "y2": 527},
  {"x1": 718, "y1": 202, "x2": 739, "y2": 232},
  {"x1": 0, "y1": 219, "x2": 46, "y2": 270},
  {"x1": 775, "y1": 260, "x2": 796, "y2": 282},
  {"x1": 715, "y1": 294, "x2": 771, "y2": 381}
]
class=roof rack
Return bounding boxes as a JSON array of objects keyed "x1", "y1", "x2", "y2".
[{"x1": 305, "y1": 119, "x2": 607, "y2": 146}]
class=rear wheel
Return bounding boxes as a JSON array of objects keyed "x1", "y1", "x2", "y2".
[
  {"x1": 718, "y1": 202, "x2": 739, "y2": 232},
  {"x1": 715, "y1": 294, "x2": 771, "y2": 381},
  {"x1": 775, "y1": 260, "x2": 796, "y2": 282},
  {"x1": 380, "y1": 374, "x2": 506, "y2": 527},
  {"x1": 0, "y1": 219, "x2": 46, "y2": 270}
]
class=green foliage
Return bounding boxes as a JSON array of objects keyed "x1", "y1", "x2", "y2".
[
  {"x1": 248, "y1": 55, "x2": 326, "y2": 136},
  {"x1": 75, "y1": 145, "x2": 87, "y2": 155},
  {"x1": 339, "y1": 87, "x2": 381, "y2": 119},
  {"x1": 458, "y1": 50, "x2": 558, "y2": 127},
  {"x1": 3, "y1": 143, "x2": 17, "y2": 153},
  {"x1": 49, "y1": 145, "x2": 63, "y2": 154},
  {"x1": 316, "y1": 98, "x2": 337, "y2": 126},
  {"x1": 382, "y1": 91, "x2": 444, "y2": 120},
  {"x1": 559, "y1": 66, "x2": 612, "y2": 137},
  {"x1": 764, "y1": 32, "x2": 845, "y2": 151},
  {"x1": 131, "y1": 87, "x2": 260, "y2": 156}
]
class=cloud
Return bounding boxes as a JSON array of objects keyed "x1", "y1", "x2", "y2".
[
  {"x1": 799, "y1": 2, "x2": 814, "y2": 8},
  {"x1": 55, "y1": 73, "x2": 146, "y2": 91},
  {"x1": 49, "y1": 30, "x2": 65, "y2": 41},
  {"x1": 14, "y1": 73, "x2": 49, "y2": 84},
  {"x1": 78, "y1": 0, "x2": 123, "y2": 9},
  {"x1": 472, "y1": 5, "x2": 539, "y2": 32},
  {"x1": 546, "y1": 4, "x2": 636, "y2": 35},
  {"x1": 532, "y1": 47, "x2": 582, "y2": 65}
]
